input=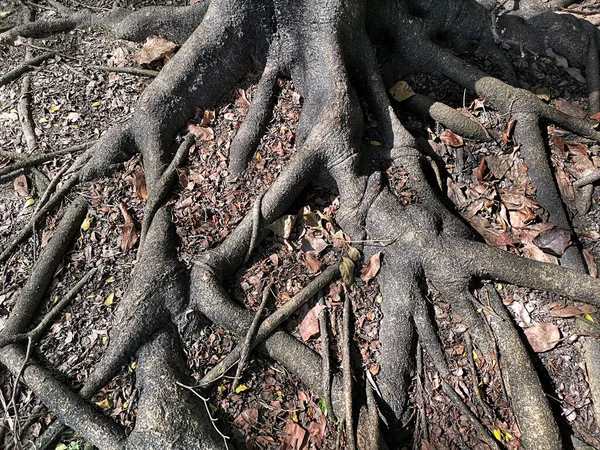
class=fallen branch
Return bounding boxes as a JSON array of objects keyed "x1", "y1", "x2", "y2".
[
  {"x1": 0, "y1": 268, "x2": 97, "y2": 349},
  {"x1": 341, "y1": 295, "x2": 356, "y2": 450},
  {"x1": 198, "y1": 263, "x2": 340, "y2": 387},
  {"x1": 231, "y1": 282, "x2": 271, "y2": 391},
  {"x1": 0, "y1": 52, "x2": 53, "y2": 88},
  {"x1": 0, "y1": 141, "x2": 92, "y2": 177},
  {"x1": 318, "y1": 292, "x2": 336, "y2": 421},
  {"x1": 89, "y1": 65, "x2": 159, "y2": 77}
]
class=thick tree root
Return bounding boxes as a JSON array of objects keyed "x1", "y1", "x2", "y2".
[
  {"x1": 0, "y1": 3, "x2": 209, "y2": 45},
  {"x1": 3, "y1": 1, "x2": 600, "y2": 449}
]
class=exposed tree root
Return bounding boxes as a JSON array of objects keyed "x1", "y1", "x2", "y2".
[
  {"x1": 0, "y1": 51, "x2": 53, "y2": 88},
  {"x1": 2, "y1": 0, "x2": 600, "y2": 448}
]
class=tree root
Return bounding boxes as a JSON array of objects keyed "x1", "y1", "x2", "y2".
[
  {"x1": 0, "y1": 2, "x2": 209, "y2": 45},
  {"x1": 3, "y1": 1, "x2": 600, "y2": 448}
]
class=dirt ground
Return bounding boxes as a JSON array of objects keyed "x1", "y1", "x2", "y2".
[{"x1": 2, "y1": 1, "x2": 600, "y2": 449}]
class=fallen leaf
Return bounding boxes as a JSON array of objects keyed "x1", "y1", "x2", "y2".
[
  {"x1": 339, "y1": 257, "x2": 355, "y2": 287},
  {"x1": 549, "y1": 304, "x2": 596, "y2": 318},
  {"x1": 80, "y1": 217, "x2": 92, "y2": 231},
  {"x1": 362, "y1": 252, "x2": 382, "y2": 283},
  {"x1": 522, "y1": 244, "x2": 558, "y2": 265},
  {"x1": 119, "y1": 202, "x2": 138, "y2": 252},
  {"x1": 485, "y1": 155, "x2": 510, "y2": 179},
  {"x1": 298, "y1": 304, "x2": 325, "y2": 342},
  {"x1": 501, "y1": 119, "x2": 516, "y2": 144},
  {"x1": 134, "y1": 170, "x2": 148, "y2": 201},
  {"x1": 104, "y1": 292, "x2": 114, "y2": 306},
  {"x1": 13, "y1": 174, "x2": 28, "y2": 197},
  {"x1": 235, "y1": 384, "x2": 248, "y2": 394},
  {"x1": 308, "y1": 418, "x2": 327, "y2": 448},
  {"x1": 304, "y1": 253, "x2": 324, "y2": 274},
  {"x1": 188, "y1": 124, "x2": 214, "y2": 141},
  {"x1": 440, "y1": 130, "x2": 463, "y2": 147},
  {"x1": 524, "y1": 322, "x2": 561, "y2": 352},
  {"x1": 389, "y1": 80, "x2": 415, "y2": 102},
  {"x1": 133, "y1": 35, "x2": 177, "y2": 65},
  {"x1": 532, "y1": 227, "x2": 571, "y2": 256},
  {"x1": 347, "y1": 246, "x2": 361, "y2": 262},
  {"x1": 584, "y1": 249, "x2": 598, "y2": 278},
  {"x1": 267, "y1": 215, "x2": 296, "y2": 239},
  {"x1": 95, "y1": 398, "x2": 112, "y2": 409},
  {"x1": 283, "y1": 420, "x2": 307, "y2": 450}
]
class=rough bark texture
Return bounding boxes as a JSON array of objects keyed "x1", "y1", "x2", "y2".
[{"x1": 2, "y1": 0, "x2": 600, "y2": 449}]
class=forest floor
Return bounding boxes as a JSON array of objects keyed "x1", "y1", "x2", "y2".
[{"x1": 2, "y1": 1, "x2": 600, "y2": 449}]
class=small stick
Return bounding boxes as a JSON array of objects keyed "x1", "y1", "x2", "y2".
[
  {"x1": 33, "y1": 160, "x2": 72, "y2": 215},
  {"x1": 199, "y1": 263, "x2": 340, "y2": 387},
  {"x1": 0, "y1": 141, "x2": 92, "y2": 177},
  {"x1": 0, "y1": 53, "x2": 54, "y2": 88},
  {"x1": 341, "y1": 295, "x2": 355, "y2": 450},
  {"x1": 231, "y1": 283, "x2": 271, "y2": 391},
  {"x1": 440, "y1": 379, "x2": 501, "y2": 450},
  {"x1": 464, "y1": 332, "x2": 493, "y2": 418},
  {"x1": 244, "y1": 191, "x2": 265, "y2": 264},
  {"x1": 574, "y1": 170, "x2": 600, "y2": 188},
  {"x1": 176, "y1": 382, "x2": 230, "y2": 449},
  {"x1": 89, "y1": 65, "x2": 159, "y2": 77},
  {"x1": 138, "y1": 133, "x2": 194, "y2": 259},
  {"x1": 0, "y1": 268, "x2": 97, "y2": 348},
  {"x1": 318, "y1": 292, "x2": 336, "y2": 421},
  {"x1": 9, "y1": 337, "x2": 31, "y2": 448}
]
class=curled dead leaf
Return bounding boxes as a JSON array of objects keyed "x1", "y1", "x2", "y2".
[
  {"x1": 439, "y1": 130, "x2": 464, "y2": 147},
  {"x1": 298, "y1": 304, "x2": 325, "y2": 341},
  {"x1": 119, "y1": 202, "x2": 138, "y2": 252},
  {"x1": 389, "y1": 80, "x2": 415, "y2": 102},
  {"x1": 362, "y1": 252, "x2": 382, "y2": 283},
  {"x1": 13, "y1": 174, "x2": 28, "y2": 197},
  {"x1": 524, "y1": 322, "x2": 561, "y2": 353},
  {"x1": 133, "y1": 35, "x2": 177, "y2": 65},
  {"x1": 188, "y1": 124, "x2": 214, "y2": 141}
]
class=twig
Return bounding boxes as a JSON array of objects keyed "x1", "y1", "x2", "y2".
[
  {"x1": 464, "y1": 332, "x2": 493, "y2": 418},
  {"x1": 574, "y1": 170, "x2": 600, "y2": 188},
  {"x1": 199, "y1": 263, "x2": 340, "y2": 387},
  {"x1": 232, "y1": 282, "x2": 271, "y2": 391},
  {"x1": 175, "y1": 382, "x2": 230, "y2": 450},
  {"x1": 244, "y1": 191, "x2": 265, "y2": 264},
  {"x1": 341, "y1": 295, "x2": 356, "y2": 450},
  {"x1": 0, "y1": 268, "x2": 97, "y2": 348},
  {"x1": 0, "y1": 52, "x2": 54, "y2": 88},
  {"x1": 0, "y1": 141, "x2": 92, "y2": 177},
  {"x1": 440, "y1": 379, "x2": 501, "y2": 450},
  {"x1": 33, "y1": 159, "x2": 73, "y2": 215},
  {"x1": 9, "y1": 337, "x2": 31, "y2": 449},
  {"x1": 318, "y1": 292, "x2": 336, "y2": 421},
  {"x1": 89, "y1": 65, "x2": 159, "y2": 77}
]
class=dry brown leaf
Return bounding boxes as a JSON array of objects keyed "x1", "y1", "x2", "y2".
[
  {"x1": 485, "y1": 155, "x2": 510, "y2": 180},
  {"x1": 298, "y1": 304, "x2": 325, "y2": 342},
  {"x1": 237, "y1": 88, "x2": 251, "y2": 108},
  {"x1": 549, "y1": 304, "x2": 596, "y2": 318},
  {"x1": 119, "y1": 202, "x2": 138, "y2": 252},
  {"x1": 362, "y1": 252, "x2": 382, "y2": 283},
  {"x1": 133, "y1": 170, "x2": 148, "y2": 201},
  {"x1": 584, "y1": 248, "x2": 598, "y2": 278},
  {"x1": 13, "y1": 174, "x2": 28, "y2": 197},
  {"x1": 200, "y1": 109, "x2": 215, "y2": 126},
  {"x1": 522, "y1": 244, "x2": 558, "y2": 265},
  {"x1": 283, "y1": 420, "x2": 308, "y2": 450},
  {"x1": 439, "y1": 130, "x2": 464, "y2": 147},
  {"x1": 308, "y1": 418, "x2": 326, "y2": 448},
  {"x1": 188, "y1": 124, "x2": 214, "y2": 141},
  {"x1": 524, "y1": 322, "x2": 561, "y2": 353},
  {"x1": 304, "y1": 253, "x2": 324, "y2": 274},
  {"x1": 532, "y1": 227, "x2": 571, "y2": 256},
  {"x1": 501, "y1": 119, "x2": 516, "y2": 144},
  {"x1": 133, "y1": 36, "x2": 177, "y2": 65}
]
